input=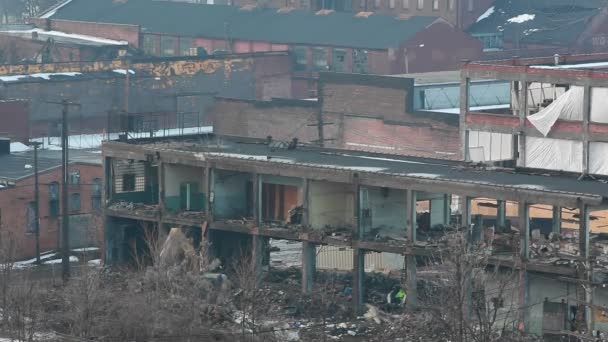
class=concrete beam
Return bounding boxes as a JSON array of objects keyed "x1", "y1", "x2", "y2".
[{"x1": 302, "y1": 241, "x2": 316, "y2": 294}]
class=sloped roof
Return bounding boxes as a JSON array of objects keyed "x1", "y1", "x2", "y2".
[
  {"x1": 468, "y1": 0, "x2": 603, "y2": 47},
  {"x1": 47, "y1": 0, "x2": 439, "y2": 49}
]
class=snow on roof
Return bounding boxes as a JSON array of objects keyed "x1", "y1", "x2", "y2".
[
  {"x1": 507, "y1": 14, "x2": 535, "y2": 24},
  {"x1": 420, "y1": 104, "x2": 511, "y2": 115},
  {"x1": 10, "y1": 142, "x2": 30, "y2": 152},
  {"x1": 531, "y1": 61, "x2": 608, "y2": 70},
  {"x1": 0, "y1": 72, "x2": 81, "y2": 82},
  {"x1": 476, "y1": 6, "x2": 494, "y2": 23},
  {"x1": 113, "y1": 69, "x2": 135, "y2": 75},
  {"x1": 0, "y1": 28, "x2": 128, "y2": 46}
]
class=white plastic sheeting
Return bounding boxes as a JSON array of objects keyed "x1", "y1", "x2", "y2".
[
  {"x1": 468, "y1": 130, "x2": 513, "y2": 162},
  {"x1": 525, "y1": 137, "x2": 583, "y2": 173},
  {"x1": 527, "y1": 86, "x2": 584, "y2": 136},
  {"x1": 591, "y1": 87, "x2": 608, "y2": 124},
  {"x1": 590, "y1": 142, "x2": 608, "y2": 176}
]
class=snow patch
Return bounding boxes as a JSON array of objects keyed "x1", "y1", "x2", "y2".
[
  {"x1": 10, "y1": 142, "x2": 30, "y2": 152},
  {"x1": 113, "y1": 69, "x2": 135, "y2": 75},
  {"x1": 0, "y1": 28, "x2": 128, "y2": 45},
  {"x1": 88, "y1": 259, "x2": 102, "y2": 266},
  {"x1": 72, "y1": 247, "x2": 99, "y2": 252},
  {"x1": 507, "y1": 14, "x2": 535, "y2": 24},
  {"x1": 476, "y1": 6, "x2": 494, "y2": 22},
  {"x1": 0, "y1": 72, "x2": 81, "y2": 82},
  {"x1": 24, "y1": 164, "x2": 32, "y2": 169},
  {"x1": 44, "y1": 256, "x2": 79, "y2": 264},
  {"x1": 406, "y1": 173, "x2": 441, "y2": 178}
]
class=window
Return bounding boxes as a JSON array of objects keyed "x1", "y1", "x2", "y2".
[
  {"x1": 122, "y1": 174, "x2": 136, "y2": 192},
  {"x1": 417, "y1": 0, "x2": 423, "y2": 9},
  {"x1": 332, "y1": 49, "x2": 347, "y2": 72},
  {"x1": 49, "y1": 182, "x2": 59, "y2": 217},
  {"x1": 432, "y1": 0, "x2": 438, "y2": 10},
  {"x1": 69, "y1": 170, "x2": 80, "y2": 186},
  {"x1": 360, "y1": 0, "x2": 365, "y2": 7},
  {"x1": 70, "y1": 193, "x2": 81, "y2": 212},
  {"x1": 179, "y1": 37, "x2": 193, "y2": 56},
  {"x1": 389, "y1": 0, "x2": 395, "y2": 8},
  {"x1": 143, "y1": 34, "x2": 159, "y2": 56},
  {"x1": 468, "y1": 0, "x2": 473, "y2": 11},
  {"x1": 374, "y1": 0, "x2": 381, "y2": 8},
  {"x1": 160, "y1": 35, "x2": 177, "y2": 57},
  {"x1": 352, "y1": 49, "x2": 368, "y2": 74},
  {"x1": 402, "y1": 0, "x2": 409, "y2": 9},
  {"x1": 26, "y1": 201, "x2": 35, "y2": 233},
  {"x1": 312, "y1": 47, "x2": 328, "y2": 72},
  {"x1": 92, "y1": 178, "x2": 102, "y2": 212},
  {"x1": 292, "y1": 46, "x2": 308, "y2": 71},
  {"x1": 473, "y1": 33, "x2": 504, "y2": 51},
  {"x1": 448, "y1": 0, "x2": 454, "y2": 10}
]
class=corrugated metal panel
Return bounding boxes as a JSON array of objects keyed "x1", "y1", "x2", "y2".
[{"x1": 316, "y1": 246, "x2": 404, "y2": 272}]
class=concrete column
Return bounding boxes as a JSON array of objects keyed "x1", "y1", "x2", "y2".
[
  {"x1": 443, "y1": 194, "x2": 451, "y2": 226},
  {"x1": 516, "y1": 80, "x2": 529, "y2": 167},
  {"x1": 299, "y1": 178, "x2": 310, "y2": 228},
  {"x1": 582, "y1": 85, "x2": 591, "y2": 175},
  {"x1": 352, "y1": 247, "x2": 365, "y2": 316},
  {"x1": 251, "y1": 235, "x2": 265, "y2": 281},
  {"x1": 205, "y1": 167, "x2": 214, "y2": 222},
  {"x1": 301, "y1": 241, "x2": 315, "y2": 294},
  {"x1": 517, "y1": 201, "x2": 530, "y2": 332},
  {"x1": 405, "y1": 189, "x2": 417, "y2": 308},
  {"x1": 552, "y1": 206, "x2": 561, "y2": 234},
  {"x1": 461, "y1": 196, "x2": 471, "y2": 229},
  {"x1": 253, "y1": 173, "x2": 262, "y2": 226},
  {"x1": 497, "y1": 200, "x2": 506, "y2": 230},
  {"x1": 579, "y1": 204, "x2": 593, "y2": 334},
  {"x1": 460, "y1": 74, "x2": 470, "y2": 161},
  {"x1": 472, "y1": 214, "x2": 483, "y2": 245}
]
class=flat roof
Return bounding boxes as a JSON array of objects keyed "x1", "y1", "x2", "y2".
[
  {"x1": 0, "y1": 28, "x2": 128, "y2": 47},
  {"x1": 109, "y1": 136, "x2": 608, "y2": 206},
  {"x1": 390, "y1": 70, "x2": 503, "y2": 85}
]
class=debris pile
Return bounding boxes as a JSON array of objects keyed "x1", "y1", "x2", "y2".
[{"x1": 108, "y1": 201, "x2": 158, "y2": 217}]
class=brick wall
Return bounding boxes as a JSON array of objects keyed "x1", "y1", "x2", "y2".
[
  {"x1": 0, "y1": 162, "x2": 103, "y2": 260},
  {"x1": 0, "y1": 100, "x2": 29, "y2": 143}
]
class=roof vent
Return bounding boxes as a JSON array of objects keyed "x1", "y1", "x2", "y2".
[
  {"x1": 315, "y1": 9, "x2": 335, "y2": 15},
  {"x1": 31, "y1": 31, "x2": 38, "y2": 40}
]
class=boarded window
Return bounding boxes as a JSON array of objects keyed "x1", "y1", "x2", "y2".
[
  {"x1": 26, "y1": 201, "x2": 35, "y2": 233},
  {"x1": 69, "y1": 170, "x2": 80, "y2": 185},
  {"x1": 71, "y1": 193, "x2": 81, "y2": 212},
  {"x1": 143, "y1": 34, "x2": 159, "y2": 56},
  {"x1": 312, "y1": 47, "x2": 328, "y2": 71},
  {"x1": 332, "y1": 49, "x2": 347, "y2": 72},
  {"x1": 292, "y1": 46, "x2": 308, "y2": 71},
  {"x1": 179, "y1": 37, "x2": 193, "y2": 56},
  {"x1": 353, "y1": 49, "x2": 368, "y2": 74},
  {"x1": 432, "y1": 0, "x2": 438, "y2": 10},
  {"x1": 389, "y1": 0, "x2": 395, "y2": 8},
  {"x1": 417, "y1": 0, "x2": 423, "y2": 9},
  {"x1": 448, "y1": 0, "x2": 454, "y2": 10},
  {"x1": 160, "y1": 36, "x2": 177, "y2": 57},
  {"x1": 403, "y1": 0, "x2": 409, "y2": 8},
  {"x1": 122, "y1": 174, "x2": 136, "y2": 192}
]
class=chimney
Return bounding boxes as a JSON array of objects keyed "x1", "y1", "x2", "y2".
[
  {"x1": 31, "y1": 30, "x2": 39, "y2": 40},
  {"x1": 0, "y1": 137, "x2": 10, "y2": 155}
]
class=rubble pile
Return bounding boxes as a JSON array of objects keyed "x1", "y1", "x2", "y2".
[
  {"x1": 171, "y1": 210, "x2": 206, "y2": 221},
  {"x1": 108, "y1": 201, "x2": 159, "y2": 217},
  {"x1": 529, "y1": 229, "x2": 579, "y2": 264}
]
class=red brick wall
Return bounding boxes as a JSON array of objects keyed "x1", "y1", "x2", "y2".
[
  {"x1": 397, "y1": 21, "x2": 482, "y2": 74},
  {"x1": 41, "y1": 19, "x2": 140, "y2": 48},
  {"x1": 0, "y1": 162, "x2": 102, "y2": 260},
  {"x1": 0, "y1": 100, "x2": 29, "y2": 143}
]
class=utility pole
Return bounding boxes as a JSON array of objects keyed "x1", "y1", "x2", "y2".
[
  {"x1": 33, "y1": 141, "x2": 42, "y2": 264},
  {"x1": 47, "y1": 99, "x2": 80, "y2": 282}
]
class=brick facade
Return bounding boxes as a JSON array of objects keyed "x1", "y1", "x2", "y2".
[
  {"x1": 0, "y1": 162, "x2": 103, "y2": 260},
  {"x1": 0, "y1": 100, "x2": 29, "y2": 144}
]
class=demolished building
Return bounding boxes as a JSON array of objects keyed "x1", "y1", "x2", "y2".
[{"x1": 102, "y1": 132, "x2": 608, "y2": 336}]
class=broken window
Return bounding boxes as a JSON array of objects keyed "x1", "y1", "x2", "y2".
[
  {"x1": 402, "y1": 0, "x2": 409, "y2": 9},
  {"x1": 332, "y1": 49, "x2": 347, "y2": 72},
  {"x1": 160, "y1": 35, "x2": 177, "y2": 57},
  {"x1": 49, "y1": 182, "x2": 59, "y2": 217},
  {"x1": 26, "y1": 201, "x2": 35, "y2": 234},
  {"x1": 292, "y1": 46, "x2": 308, "y2": 71},
  {"x1": 122, "y1": 174, "x2": 136, "y2": 192},
  {"x1": 71, "y1": 193, "x2": 81, "y2": 212},
  {"x1": 312, "y1": 47, "x2": 328, "y2": 72},
  {"x1": 92, "y1": 178, "x2": 102, "y2": 212},
  {"x1": 179, "y1": 37, "x2": 193, "y2": 56},
  {"x1": 432, "y1": 0, "x2": 438, "y2": 10},
  {"x1": 143, "y1": 34, "x2": 159, "y2": 56},
  {"x1": 352, "y1": 49, "x2": 368, "y2": 74},
  {"x1": 417, "y1": 0, "x2": 423, "y2": 9},
  {"x1": 69, "y1": 170, "x2": 80, "y2": 186}
]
